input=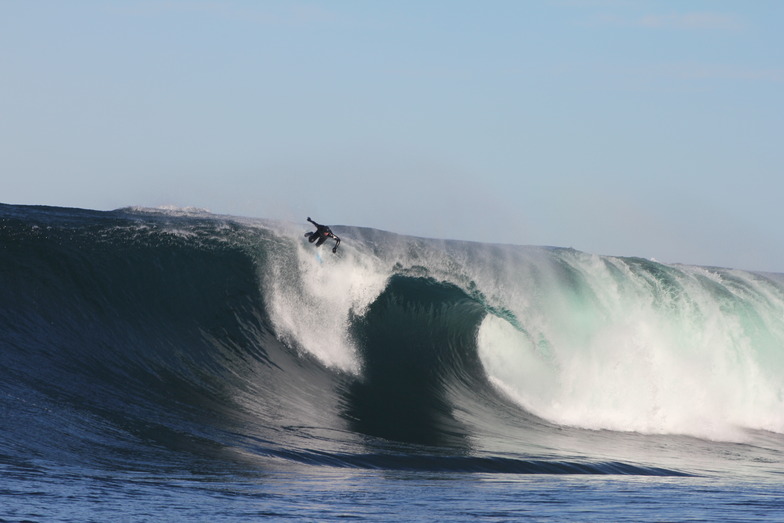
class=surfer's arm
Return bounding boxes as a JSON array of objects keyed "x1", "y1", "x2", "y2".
[{"x1": 331, "y1": 234, "x2": 340, "y2": 253}]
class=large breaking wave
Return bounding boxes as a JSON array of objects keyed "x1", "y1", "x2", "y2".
[{"x1": 2, "y1": 203, "x2": 783, "y2": 477}]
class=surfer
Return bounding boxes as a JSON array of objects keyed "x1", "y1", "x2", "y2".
[{"x1": 305, "y1": 217, "x2": 341, "y2": 253}]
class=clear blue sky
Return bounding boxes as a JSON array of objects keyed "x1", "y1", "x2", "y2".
[{"x1": 2, "y1": 1, "x2": 782, "y2": 271}]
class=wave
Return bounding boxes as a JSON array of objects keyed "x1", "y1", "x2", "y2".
[{"x1": 2, "y1": 203, "x2": 783, "y2": 477}]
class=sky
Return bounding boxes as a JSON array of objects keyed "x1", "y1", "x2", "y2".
[{"x1": 2, "y1": 1, "x2": 783, "y2": 272}]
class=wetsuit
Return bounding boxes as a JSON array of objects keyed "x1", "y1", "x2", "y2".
[{"x1": 306, "y1": 217, "x2": 341, "y2": 253}]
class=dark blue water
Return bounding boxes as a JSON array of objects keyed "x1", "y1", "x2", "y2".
[
  {"x1": 2, "y1": 203, "x2": 783, "y2": 521},
  {"x1": 3, "y1": 464, "x2": 784, "y2": 521}
]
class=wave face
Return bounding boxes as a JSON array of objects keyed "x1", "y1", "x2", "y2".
[{"x1": 2, "y1": 203, "x2": 784, "y2": 478}]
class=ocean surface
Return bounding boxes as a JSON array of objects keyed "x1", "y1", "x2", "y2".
[{"x1": 2, "y1": 202, "x2": 783, "y2": 521}]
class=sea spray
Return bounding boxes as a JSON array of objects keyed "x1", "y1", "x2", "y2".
[{"x1": 261, "y1": 227, "x2": 389, "y2": 373}]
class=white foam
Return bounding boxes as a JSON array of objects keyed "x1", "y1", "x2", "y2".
[
  {"x1": 263, "y1": 232, "x2": 389, "y2": 374},
  {"x1": 476, "y1": 253, "x2": 784, "y2": 441}
]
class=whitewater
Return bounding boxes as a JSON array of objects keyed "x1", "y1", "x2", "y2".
[{"x1": 2, "y1": 202, "x2": 783, "y2": 521}]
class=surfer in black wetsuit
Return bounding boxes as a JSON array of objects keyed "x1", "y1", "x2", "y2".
[{"x1": 305, "y1": 217, "x2": 341, "y2": 253}]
